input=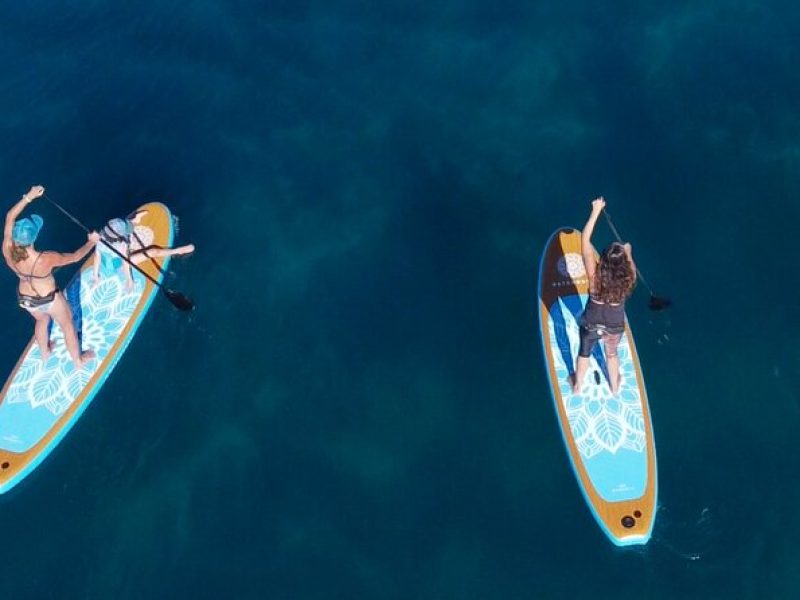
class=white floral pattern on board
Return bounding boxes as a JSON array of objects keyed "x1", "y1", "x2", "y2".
[
  {"x1": 5, "y1": 239, "x2": 149, "y2": 416},
  {"x1": 549, "y1": 297, "x2": 646, "y2": 459}
]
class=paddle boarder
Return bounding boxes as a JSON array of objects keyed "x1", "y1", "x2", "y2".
[
  {"x1": 571, "y1": 197, "x2": 637, "y2": 395},
  {"x1": 93, "y1": 211, "x2": 194, "y2": 290},
  {"x1": 2, "y1": 185, "x2": 99, "y2": 367}
]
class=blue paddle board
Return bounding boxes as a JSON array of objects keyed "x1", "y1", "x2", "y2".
[
  {"x1": 538, "y1": 227, "x2": 657, "y2": 545},
  {"x1": 0, "y1": 202, "x2": 175, "y2": 493}
]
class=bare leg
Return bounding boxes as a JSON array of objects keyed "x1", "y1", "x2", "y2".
[
  {"x1": 607, "y1": 355, "x2": 621, "y2": 395},
  {"x1": 27, "y1": 310, "x2": 52, "y2": 361},
  {"x1": 49, "y1": 294, "x2": 94, "y2": 368},
  {"x1": 572, "y1": 356, "x2": 590, "y2": 394},
  {"x1": 131, "y1": 244, "x2": 194, "y2": 263},
  {"x1": 604, "y1": 334, "x2": 623, "y2": 395}
]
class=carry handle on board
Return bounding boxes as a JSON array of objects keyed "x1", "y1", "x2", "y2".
[{"x1": 45, "y1": 195, "x2": 195, "y2": 312}]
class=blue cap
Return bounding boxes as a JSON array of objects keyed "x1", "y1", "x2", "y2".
[
  {"x1": 12, "y1": 214, "x2": 43, "y2": 246},
  {"x1": 102, "y1": 218, "x2": 132, "y2": 241}
]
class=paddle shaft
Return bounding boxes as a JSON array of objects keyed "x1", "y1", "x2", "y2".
[{"x1": 601, "y1": 209, "x2": 658, "y2": 297}]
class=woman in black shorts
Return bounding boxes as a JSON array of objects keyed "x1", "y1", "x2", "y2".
[{"x1": 570, "y1": 197, "x2": 637, "y2": 395}]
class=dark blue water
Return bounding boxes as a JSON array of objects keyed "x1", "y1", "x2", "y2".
[{"x1": 0, "y1": 2, "x2": 799, "y2": 598}]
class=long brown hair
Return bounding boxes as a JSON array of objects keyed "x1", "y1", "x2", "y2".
[
  {"x1": 10, "y1": 243, "x2": 29, "y2": 263},
  {"x1": 596, "y1": 243, "x2": 635, "y2": 304}
]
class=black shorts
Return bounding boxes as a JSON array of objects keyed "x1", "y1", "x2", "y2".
[{"x1": 578, "y1": 325, "x2": 624, "y2": 358}]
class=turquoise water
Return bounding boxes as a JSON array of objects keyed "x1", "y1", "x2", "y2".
[{"x1": 0, "y1": 2, "x2": 799, "y2": 598}]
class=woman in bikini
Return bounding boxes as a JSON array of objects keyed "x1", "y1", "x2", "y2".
[
  {"x1": 92, "y1": 209, "x2": 194, "y2": 290},
  {"x1": 2, "y1": 185, "x2": 99, "y2": 367},
  {"x1": 571, "y1": 197, "x2": 637, "y2": 395}
]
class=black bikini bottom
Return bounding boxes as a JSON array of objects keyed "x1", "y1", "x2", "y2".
[{"x1": 18, "y1": 289, "x2": 58, "y2": 309}]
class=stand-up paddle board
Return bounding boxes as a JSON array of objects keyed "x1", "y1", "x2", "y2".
[
  {"x1": 0, "y1": 202, "x2": 174, "y2": 493},
  {"x1": 538, "y1": 227, "x2": 657, "y2": 546}
]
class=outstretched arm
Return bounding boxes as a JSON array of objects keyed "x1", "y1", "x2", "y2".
[
  {"x1": 623, "y1": 242, "x2": 637, "y2": 283},
  {"x1": 92, "y1": 246, "x2": 101, "y2": 284},
  {"x1": 581, "y1": 197, "x2": 605, "y2": 281},
  {"x1": 45, "y1": 232, "x2": 100, "y2": 268},
  {"x1": 2, "y1": 185, "x2": 44, "y2": 263}
]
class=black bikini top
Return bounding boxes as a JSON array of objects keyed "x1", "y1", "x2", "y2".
[{"x1": 13, "y1": 252, "x2": 56, "y2": 297}]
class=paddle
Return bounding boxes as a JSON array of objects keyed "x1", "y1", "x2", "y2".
[
  {"x1": 602, "y1": 209, "x2": 671, "y2": 311},
  {"x1": 44, "y1": 195, "x2": 195, "y2": 311}
]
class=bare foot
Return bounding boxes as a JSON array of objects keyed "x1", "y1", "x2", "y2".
[
  {"x1": 569, "y1": 373, "x2": 581, "y2": 395},
  {"x1": 40, "y1": 339, "x2": 57, "y2": 362},
  {"x1": 176, "y1": 243, "x2": 194, "y2": 256},
  {"x1": 75, "y1": 350, "x2": 96, "y2": 369},
  {"x1": 610, "y1": 373, "x2": 621, "y2": 395}
]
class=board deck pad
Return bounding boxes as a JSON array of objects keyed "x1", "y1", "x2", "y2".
[
  {"x1": 0, "y1": 202, "x2": 174, "y2": 493},
  {"x1": 538, "y1": 227, "x2": 657, "y2": 546}
]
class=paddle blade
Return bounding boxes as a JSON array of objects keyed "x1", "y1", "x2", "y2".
[
  {"x1": 648, "y1": 295, "x2": 671, "y2": 311},
  {"x1": 164, "y1": 288, "x2": 195, "y2": 311}
]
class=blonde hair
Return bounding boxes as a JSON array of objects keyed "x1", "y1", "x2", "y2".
[{"x1": 10, "y1": 244, "x2": 29, "y2": 263}]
